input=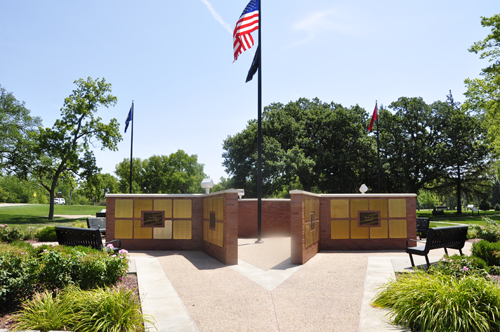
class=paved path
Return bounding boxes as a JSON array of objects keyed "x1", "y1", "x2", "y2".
[{"x1": 128, "y1": 238, "x2": 472, "y2": 332}]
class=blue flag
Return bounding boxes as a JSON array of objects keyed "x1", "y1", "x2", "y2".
[{"x1": 125, "y1": 103, "x2": 133, "y2": 133}]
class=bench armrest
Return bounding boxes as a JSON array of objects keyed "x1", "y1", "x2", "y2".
[
  {"x1": 406, "y1": 238, "x2": 425, "y2": 247},
  {"x1": 105, "y1": 239, "x2": 122, "y2": 250}
]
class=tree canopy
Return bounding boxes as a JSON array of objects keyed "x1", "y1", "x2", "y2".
[
  {"x1": 32, "y1": 77, "x2": 122, "y2": 219},
  {"x1": 115, "y1": 150, "x2": 206, "y2": 194},
  {"x1": 0, "y1": 85, "x2": 42, "y2": 177}
]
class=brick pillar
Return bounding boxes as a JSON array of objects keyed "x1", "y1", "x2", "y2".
[
  {"x1": 223, "y1": 192, "x2": 239, "y2": 265},
  {"x1": 290, "y1": 192, "x2": 304, "y2": 264}
]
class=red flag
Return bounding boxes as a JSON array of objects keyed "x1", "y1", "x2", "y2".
[{"x1": 368, "y1": 101, "x2": 377, "y2": 132}]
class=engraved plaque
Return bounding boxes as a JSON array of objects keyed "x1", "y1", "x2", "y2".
[
  {"x1": 143, "y1": 212, "x2": 164, "y2": 227},
  {"x1": 210, "y1": 212, "x2": 216, "y2": 229},
  {"x1": 359, "y1": 212, "x2": 379, "y2": 227}
]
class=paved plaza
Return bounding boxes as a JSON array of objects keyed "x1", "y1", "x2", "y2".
[{"x1": 129, "y1": 237, "x2": 473, "y2": 332}]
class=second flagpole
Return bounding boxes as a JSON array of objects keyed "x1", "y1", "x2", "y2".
[{"x1": 256, "y1": 0, "x2": 263, "y2": 244}]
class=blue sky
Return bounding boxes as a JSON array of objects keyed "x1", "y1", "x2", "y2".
[{"x1": 1, "y1": 1, "x2": 498, "y2": 185}]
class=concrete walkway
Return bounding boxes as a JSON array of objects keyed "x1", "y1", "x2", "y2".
[{"x1": 128, "y1": 238, "x2": 472, "y2": 332}]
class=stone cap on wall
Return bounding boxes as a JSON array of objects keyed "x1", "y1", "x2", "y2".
[
  {"x1": 289, "y1": 190, "x2": 417, "y2": 198},
  {"x1": 106, "y1": 189, "x2": 241, "y2": 199}
]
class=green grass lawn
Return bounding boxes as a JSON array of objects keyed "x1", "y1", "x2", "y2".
[
  {"x1": 0, "y1": 204, "x2": 103, "y2": 231},
  {"x1": 417, "y1": 209, "x2": 500, "y2": 227}
]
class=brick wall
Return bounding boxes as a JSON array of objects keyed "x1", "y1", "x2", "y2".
[{"x1": 238, "y1": 199, "x2": 291, "y2": 237}]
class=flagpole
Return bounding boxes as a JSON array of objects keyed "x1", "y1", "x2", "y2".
[
  {"x1": 129, "y1": 100, "x2": 134, "y2": 194},
  {"x1": 376, "y1": 101, "x2": 381, "y2": 193},
  {"x1": 256, "y1": 0, "x2": 263, "y2": 244}
]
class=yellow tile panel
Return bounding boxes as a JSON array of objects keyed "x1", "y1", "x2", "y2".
[
  {"x1": 389, "y1": 199, "x2": 407, "y2": 218},
  {"x1": 350, "y1": 220, "x2": 369, "y2": 239},
  {"x1": 351, "y1": 199, "x2": 369, "y2": 218},
  {"x1": 331, "y1": 200, "x2": 349, "y2": 219},
  {"x1": 134, "y1": 199, "x2": 153, "y2": 218},
  {"x1": 313, "y1": 221, "x2": 319, "y2": 243},
  {"x1": 115, "y1": 220, "x2": 133, "y2": 239},
  {"x1": 174, "y1": 200, "x2": 192, "y2": 218},
  {"x1": 369, "y1": 199, "x2": 388, "y2": 218},
  {"x1": 134, "y1": 220, "x2": 152, "y2": 239},
  {"x1": 217, "y1": 196, "x2": 224, "y2": 220},
  {"x1": 153, "y1": 220, "x2": 172, "y2": 239},
  {"x1": 115, "y1": 199, "x2": 133, "y2": 218},
  {"x1": 389, "y1": 219, "x2": 407, "y2": 238},
  {"x1": 154, "y1": 199, "x2": 172, "y2": 218},
  {"x1": 212, "y1": 222, "x2": 219, "y2": 245},
  {"x1": 331, "y1": 220, "x2": 350, "y2": 239},
  {"x1": 217, "y1": 222, "x2": 224, "y2": 247},
  {"x1": 305, "y1": 223, "x2": 312, "y2": 247},
  {"x1": 370, "y1": 220, "x2": 388, "y2": 239},
  {"x1": 173, "y1": 220, "x2": 192, "y2": 239}
]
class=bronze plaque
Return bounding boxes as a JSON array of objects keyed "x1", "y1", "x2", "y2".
[
  {"x1": 310, "y1": 212, "x2": 315, "y2": 230},
  {"x1": 359, "y1": 212, "x2": 379, "y2": 226},
  {"x1": 143, "y1": 212, "x2": 163, "y2": 227},
  {"x1": 210, "y1": 212, "x2": 216, "y2": 229}
]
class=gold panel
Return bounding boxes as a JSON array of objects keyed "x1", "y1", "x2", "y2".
[
  {"x1": 115, "y1": 220, "x2": 133, "y2": 239},
  {"x1": 173, "y1": 220, "x2": 192, "y2": 239},
  {"x1": 115, "y1": 199, "x2": 133, "y2": 218},
  {"x1": 134, "y1": 220, "x2": 152, "y2": 239},
  {"x1": 331, "y1": 200, "x2": 349, "y2": 219},
  {"x1": 389, "y1": 199, "x2": 407, "y2": 218},
  {"x1": 134, "y1": 199, "x2": 153, "y2": 218},
  {"x1": 208, "y1": 226, "x2": 213, "y2": 244},
  {"x1": 217, "y1": 222, "x2": 224, "y2": 247},
  {"x1": 203, "y1": 220, "x2": 209, "y2": 241},
  {"x1": 153, "y1": 220, "x2": 172, "y2": 239},
  {"x1": 369, "y1": 199, "x2": 388, "y2": 218},
  {"x1": 313, "y1": 221, "x2": 320, "y2": 243},
  {"x1": 212, "y1": 222, "x2": 219, "y2": 245},
  {"x1": 350, "y1": 220, "x2": 369, "y2": 239},
  {"x1": 370, "y1": 220, "x2": 388, "y2": 239},
  {"x1": 217, "y1": 196, "x2": 224, "y2": 220},
  {"x1": 389, "y1": 219, "x2": 407, "y2": 238},
  {"x1": 154, "y1": 199, "x2": 172, "y2": 218},
  {"x1": 305, "y1": 223, "x2": 312, "y2": 247},
  {"x1": 351, "y1": 199, "x2": 369, "y2": 218},
  {"x1": 174, "y1": 200, "x2": 192, "y2": 218},
  {"x1": 331, "y1": 220, "x2": 349, "y2": 239}
]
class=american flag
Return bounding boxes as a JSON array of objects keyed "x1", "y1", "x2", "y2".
[{"x1": 233, "y1": 0, "x2": 259, "y2": 62}]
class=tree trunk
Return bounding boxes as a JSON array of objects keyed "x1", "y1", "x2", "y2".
[{"x1": 456, "y1": 165, "x2": 462, "y2": 214}]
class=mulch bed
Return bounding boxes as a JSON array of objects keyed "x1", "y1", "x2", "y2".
[{"x1": 0, "y1": 273, "x2": 139, "y2": 330}]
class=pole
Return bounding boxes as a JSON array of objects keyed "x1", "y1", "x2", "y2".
[
  {"x1": 256, "y1": 0, "x2": 263, "y2": 244},
  {"x1": 129, "y1": 101, "x2": 134, "y2": 194},
  {"x1": 376, "y1": 102, "x2": 381, "y2": 193}
]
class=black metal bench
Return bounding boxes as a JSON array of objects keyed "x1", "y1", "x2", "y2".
[
  {"x1": 55, "y1": 226, "x2": 121, "y2": 252},
  {"x1": 416, "y1": 217, "x2": 430, "y2": 239},
  {"x1": 406, "y1": 225, "x2": 468, "y2": 268},
  {"x1": 87, "y1": 217, "x2": 106, "y2": 234}
]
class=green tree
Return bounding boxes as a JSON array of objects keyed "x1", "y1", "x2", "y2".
[
  {"x1": 464, "y1": 14, "x2": 500, "y2": 150},
  {"x1": 380, "y1": 97, "x2": 442, "y2": 193},
  {"x1": 430, "y1": 92, "x2": 492, "y2": 214},
  {"x1": 81, "y1": 172, "x2": 119, "y2": 204},
  {"x1": 0, "y1": 84, "x2": 42, "y2": 177},
  {"x1": 417, "y1": 189, "x2": 440, "y2": 209},
  {"x1": 115, "y1": 150, "x2": 206, "y2": 194},
  {"x1": 32, "y1": 77, "x2": 121, "y2": 219},
  {"x1": 223, "y1": 98, "x2": 375, "y2": 197}
]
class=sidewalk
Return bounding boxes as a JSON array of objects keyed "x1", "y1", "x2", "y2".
[{"x1": 129, "y1": 238, "x2": 473, "y2": 332}]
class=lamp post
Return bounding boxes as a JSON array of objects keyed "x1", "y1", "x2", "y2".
[{"x1": 201, "y1": 178, "x2": 214, "y2": 194}]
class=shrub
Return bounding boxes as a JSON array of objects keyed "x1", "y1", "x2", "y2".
[
  {"x1": 429, "y1": 254, "x2": 489, "y2": 278},
  {"x1": 0, "y1": 224, "x2": 25, "y2": 243},
  {"x1": 0, "y1": 244, "x2": 40, "y2": 310},
  {"x1": 35, "y1": 226, "x2": 57, "y2": 242},
  {"x1": 372, "y1": 271, "x2": 500, "y2": 332},
  {"x1": 13, "y1": 286, "x2": 155, "y2": 332},
  {"x1": 471, "y1": 218, "x2": 500, "y2": 242},
  {"x1": 490, "y1": 266, "x2": 500, "y2": 275},
  {"x1": 479, "y1": 200, "x2": 491, "y2": 211},
  {"x1": 472, "y1": 240, "x2": 500, "y2": 267},
  {"x1": 495, "y1": 203, "x2": 500, "y2": 212}
]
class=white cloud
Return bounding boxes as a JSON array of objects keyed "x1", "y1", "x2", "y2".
[
  {"x1": 200, "y1": 0, "x2": 232, "y2": 34},
  {"x1": 293, "y1": 9, "x2": 356, "y2": 44}
]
